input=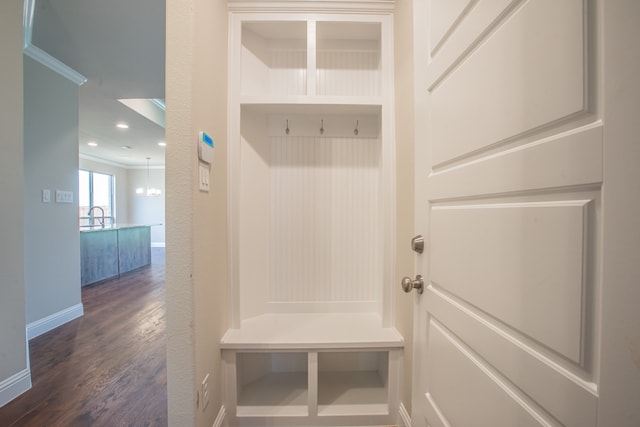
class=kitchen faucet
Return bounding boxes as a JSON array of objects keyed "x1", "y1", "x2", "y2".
[{"x1": 87, "y1": 206, "x2": 105, "y2": 228}]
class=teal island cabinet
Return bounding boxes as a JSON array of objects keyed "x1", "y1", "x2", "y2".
[{"x1": 80, "y1": 225, "x2": 152, "y2": 286}]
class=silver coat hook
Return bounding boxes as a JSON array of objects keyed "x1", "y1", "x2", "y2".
[
  {"x1": 320, "y1": 119, "x2": 324, "y2": 135},
  {"x1": 285, "y1": 119, "x2": 290, "y2": 135},
  {"x1": 354, "y1": 120, "x2": 359, "y2": 136}
]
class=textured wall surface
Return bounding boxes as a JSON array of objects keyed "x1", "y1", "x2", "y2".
[
  {"x1": 166, "y1": 0, "x2": 228, "y2": 425},
  {"x1": 166, "y1": 0, "x2": 197, "y2": 422},
  {"x1": 394, "y1": 0, "x2": 415, "y2": 414}
]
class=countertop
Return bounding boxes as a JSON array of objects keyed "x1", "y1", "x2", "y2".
[{"x1": 79, "y1": 224, "x2": 159, "y2": 233}]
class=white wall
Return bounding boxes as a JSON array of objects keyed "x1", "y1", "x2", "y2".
[
  {"x1": 128, "y1": 168, "x2": 165, "y2": 245},
  {"x1": 0, "y1": 0, "x2": 30, "y2": 406},
  {"x1": 166, "y1": 0, "x2": 228, "y2": 425},
  {"x1": 79, "y1": 157, "x2": 130, "y2": 225},
  {"x1": 23, "y1": 56, "x2": 82, "y2": 325}
]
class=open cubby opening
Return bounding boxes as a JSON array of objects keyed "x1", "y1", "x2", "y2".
[
  {"x1": 236, "y1": 352, "x2": 309, "y2": 416},
  {"x1": 317, "y1": 351, "x2": 389, "y2": 416},
  {"x1": 241, "y1": 21, "x2": 308, "y2": 97},
  {"x1": 316, "y1": 21, "x2": 382, "y2": 97}
]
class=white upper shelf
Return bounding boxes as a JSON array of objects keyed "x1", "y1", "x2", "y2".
[{"x1": 240, "y1": 96, "x2": 383, "y2": 115}]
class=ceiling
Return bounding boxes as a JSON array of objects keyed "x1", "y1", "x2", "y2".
[{"x1": 30, "y1": 0, "x2": 166, "y2": 167}]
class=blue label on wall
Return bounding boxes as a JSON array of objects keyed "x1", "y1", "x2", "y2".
[{"x1": 202, "y1": 132, "x2": 214, "y2": 148}]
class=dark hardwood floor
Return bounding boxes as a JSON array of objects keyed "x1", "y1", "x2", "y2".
[{"x1": 0, "y1": 248, "x2": 167, "y2": 427}]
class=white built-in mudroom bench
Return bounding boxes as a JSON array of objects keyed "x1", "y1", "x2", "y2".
[{"x1": 221, "y1": 2, "x2": 402, "y2": 426}]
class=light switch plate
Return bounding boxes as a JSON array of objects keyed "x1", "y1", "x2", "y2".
[
  {"x1": 199, "y1": 163, "x2": 210, "y2": 192},
  {"x1": 55, "y1": 190, "x2": 73, "y2": 203}
]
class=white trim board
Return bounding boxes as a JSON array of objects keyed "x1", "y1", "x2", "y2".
[
  {"x1": 22, "y1": 0, "x2": 35, "y2": 47},
  {"x1": 227, "y1": 1, "x2": 395, "y2": 13},
  {"x1": 212, "y1": 405, "x2": 226, "y2": 427},
  {"x1": 22, "y1": 0, "x2": 86, "y2": 86},
  {"x1": 26, "y1": 303, "x2": 84, "y2": 341},
  {"x1": 0, "y1": 369, "x2": 31, "y2": 408},
  {"x1": 23, "y1": 44, "x2": 87, "y2": 85},
  {"x1": 399, "y1": 402, "x2": 412, "y2": 427}
]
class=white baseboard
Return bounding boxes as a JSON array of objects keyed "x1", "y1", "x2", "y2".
[
  {"x1": 26, "y1": 303, "x2": 84, "y2": 340},
  {"x1": 212, "y1": 405, "x2": 226, "y2": 427},
  {"x1": 399, "y1": 402, "x2": 412, "y2": 427},
  {"x1": 0, "y1": 368, "x2": 31, "y2": 408}
]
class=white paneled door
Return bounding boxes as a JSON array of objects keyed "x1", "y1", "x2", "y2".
[{"x1": 411, "y1": 0, "x2": 640, "y2": 426}]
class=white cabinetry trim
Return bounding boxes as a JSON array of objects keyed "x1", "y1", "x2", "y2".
[
  {"x1": 228, "y1": 1, "x2": 395, "y2": 13},
  {"x1": 212, "y1": 405, "x2": 226, "y2": 427},
  {"x1": 398, "y1": 402, "x2": 412, "y2": 427}
]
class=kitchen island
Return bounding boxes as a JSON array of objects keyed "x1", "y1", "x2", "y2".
[{"x1": 80, "y1": 224, "x2": 151, "y2": 286}]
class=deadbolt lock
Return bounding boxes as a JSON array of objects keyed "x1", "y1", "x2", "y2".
[{"x1": 411, "y1": 234, "x2": 424, "y2": 254}]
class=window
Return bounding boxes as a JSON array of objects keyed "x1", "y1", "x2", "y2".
[{"x1": 79, "y1": 170, "x2": 115, "y2": 227}]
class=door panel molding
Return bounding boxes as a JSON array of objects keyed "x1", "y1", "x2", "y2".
[
  {"x1": 429, "y1": 0, "x2": 477, "y2": 57},
  {"x1": 427, "y1": 122, "x2": 603, "y2": 201},
  {"x1": 430, "y1": 200, "x2": 591, "y2": 363},
  {"x1": 430, "y1": 0, "x2": 588, "y2": 167},
  {"x1": 426, "y1": 286, "x2": 598, "y2": 427},
  {"x1": 426, "y1": 318, "x2": 556, "y2": 426},
  {"x1": 426, "y1": 0, "x2": 523, "y2": 89}
]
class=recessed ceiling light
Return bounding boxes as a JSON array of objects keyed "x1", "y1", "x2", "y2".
[
  {"x1": 116, "y1": 122, "x2": 129, "y2": 129},
  {"x1": 87, "y1": 141, "x2": 98, "y2": 147},
  {"x1": 121, "y1": 145, "x2": 132, "y2": 150},
  {"x1": 158, "y1": 142, "x2": 166, "y2": 147}
]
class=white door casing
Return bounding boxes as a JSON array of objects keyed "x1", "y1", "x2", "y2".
[{"x1": 411, "y1": 0, "x2": 640, "y2": 426}]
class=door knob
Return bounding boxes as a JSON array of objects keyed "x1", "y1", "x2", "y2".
[
  {"x1": 401, "y1": 275, "x2": 424, "y2": 294},
  {"x1": 411, "y1": 235, "x2": 424, "y2": 254}
]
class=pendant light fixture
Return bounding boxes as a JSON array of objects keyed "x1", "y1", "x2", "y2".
[{"x1": 135, "y1": 157, "x2": 162, "y2": 196}]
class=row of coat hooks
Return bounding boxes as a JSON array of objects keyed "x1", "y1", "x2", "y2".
[{"x1": 285, "y1": 119, "x2": 360, "y2": 136}]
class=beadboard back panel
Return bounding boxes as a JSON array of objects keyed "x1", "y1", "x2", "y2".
[
  {"x1": 316, "y1": 48, "x2": 381, "y2": 97},
  {"x1": 269, "y1": 136, "x2": 382, "y2": 307}
]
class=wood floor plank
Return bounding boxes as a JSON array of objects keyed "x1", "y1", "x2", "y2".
[{"x1": 0, "y1": 248, "x2": 167, "y2": 427}]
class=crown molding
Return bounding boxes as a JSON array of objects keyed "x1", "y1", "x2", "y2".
[
  {"x1": 23, "y1": 0, "x2": 35, "y2": 47},
  {"x1": 129, "y1": 164, "x2": 166, "y2": 170},
  {"x1": 22, "y1": 0, "x2": 87, "y2": 86},
  {"x1": 24, "y1": 45, "x2": 88, "y2": 85},
  {"x1": 80, "y1": 153, "x2": 166, "y2": 170},
  {"x1": 151, "y1": 98, "x2": 166, "y2": 111},
  {"x1": 80, "y1": 153, "x2": 131, "y2": 169}
]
